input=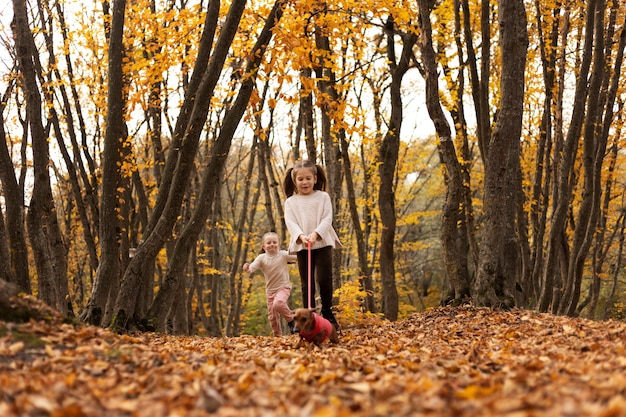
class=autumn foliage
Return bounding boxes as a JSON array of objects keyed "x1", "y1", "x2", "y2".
[
  {"x1": 2, "y1": 0, "x2": 626, "y2": 337},
  {"x1": 1, "y1": 293, "x2": 625, "y2": 417}
]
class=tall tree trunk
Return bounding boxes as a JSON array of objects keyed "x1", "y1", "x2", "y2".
[
  {"x1": 474, "y1": 0, "x2": 528, "y2": 308},
  {"x1": 206, "y1": 194, "x2": 224, "y2": 337},
  {"x1": 560, "y1": 0, "x2": 623, "y2": 316},
  {"x1": 256, "y1": 81, "x2": 279, "y2": 234},
  {"x1": 109, "y1": 0, "x2": 249, "y2": 330},
  {"x1": 378, "y1": 17, "x2": 416, "y2": 321},
  {"x1": 37, "y1": 0, "x2": 99, "y2": 276},
  {"x1": 603, "y1": 209, "x2": 626, "y2": 320},
  {"x1": 141, "y1": 0, "x2": 220, "y2": 240},
  {"x1": 313, "y1": 23, "x2": 344, "y2": 295},
  {"x1": 453, "y1": 0, "x2": 478, "y2": 296},
  {"x1": 145, "y1": 0, "x2": 285, "y2": 332},
  {"x1": 226, "y1": 141, "x2": 257, "y2": 336},
  {"x1": 0, "y1": 81, "x2": 30, "y2": 293},
  {"x1": 55, "y1": 0, "x2": 100, "y2": 239},
  {"x1": 538, "y1": 0, "x2": 595, "y2": 313},
  {"x1": 12, "y1": 0, "x2": 70, "y2": 314},
  {"x1": 0, "y1": 209, "x2": 11, "y2": 284},
  {"x1": 80, "y1": 0, "x2": 127, "y2": 325},
  {"x1": 462, "y1": 0, "x2": 492, "y2": 163},
  {"x1": 418, "y1": 0, "x2": 470, "y2": 305},
  {"x1": 527, "y1": 0, "x2": 562, "y2": 306},
  {"x1": 340, "y1": 134, "x2": 376, "y2": 313},
  {"x1": 298, "y1": 67, "x2": 316, "y2": 163},
  {"x1": 82, "y1": 0, "x2": 220, "y2": 327}
]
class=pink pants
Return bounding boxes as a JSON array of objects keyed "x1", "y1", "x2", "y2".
[{"x1": 267, "y1": 287, "x2": 294, "y2": 336}]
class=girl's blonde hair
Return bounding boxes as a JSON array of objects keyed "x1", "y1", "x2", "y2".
[{"x1": 283, "y1": 159, "x2": 328, "y2": 197}]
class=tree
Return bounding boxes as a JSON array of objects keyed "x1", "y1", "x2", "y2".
[
  {"x1": 146, "y1": 0, "x2": 288, "y2": 330},
  {"x1": 11, "y1": 0, "x2": 71, "y2": 315},
  {"x1": 111, "y1": 0, "x2": 287, "y2": 331},
  {"x1": 377, "y1": 16, "x2": 417, "y2": 321},
  {"x1": 417, "y1": 0, "x2": 471, "y2": 307},
  {"x1": 0, "y1": 77, "x2": 30, "y2": 293},
  {"x1": 79, "y1": 0, "x2": 128, "y2": 326},
  {"x1": 107, "y1": 0, "x2": 250, "y2": 330},
  {"x1": 535, "y1": 0, "x2": 626, "y2": 316},
  {"x1": 558, "y1": 0, "x2": 625, "y2": 316},
  {"x1": 474, "y1": 0, "x2": 528, "y2": 307}
]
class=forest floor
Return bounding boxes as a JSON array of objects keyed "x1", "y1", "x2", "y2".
[{"x1": 1, "y1": 296, "x2": 626, "y2": 417}]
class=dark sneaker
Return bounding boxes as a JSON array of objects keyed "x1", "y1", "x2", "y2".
[{"x1": 287, "y1": 319, "x2": 296, "y2": 334}]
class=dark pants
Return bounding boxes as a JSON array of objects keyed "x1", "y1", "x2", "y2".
[{"x1": 297, "y1": 246, "x2": 333, "y2": 311}]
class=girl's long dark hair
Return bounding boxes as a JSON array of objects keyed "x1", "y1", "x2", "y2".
[{"x1": 283, "y1": 159, "x2": 327, "y2": 197}]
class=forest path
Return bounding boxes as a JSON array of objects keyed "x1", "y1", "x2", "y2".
[{"x1": 1, "y1": 302, "x2": 625, "y2": 417}]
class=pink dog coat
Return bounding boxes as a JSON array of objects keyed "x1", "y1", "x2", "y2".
[{"x1": 299, "y1": 313, "x2": 334, "y2": 343}]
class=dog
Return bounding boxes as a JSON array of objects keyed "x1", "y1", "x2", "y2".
[{"x1": 293, "y1": 308, "x2": 339, "y2": 348}]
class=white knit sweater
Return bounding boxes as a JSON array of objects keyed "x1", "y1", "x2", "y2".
[{"x1": 284, "y1": 190, "x2": 343, "y2": 253}]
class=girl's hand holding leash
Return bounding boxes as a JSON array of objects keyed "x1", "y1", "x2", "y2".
[{"x1": 299, "y1": 232, "x2": 319, "y2": 245}]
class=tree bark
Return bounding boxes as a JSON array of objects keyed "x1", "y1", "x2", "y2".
[
  {"x1": 536, "y1": 1, "x2": 597, "y2": 313},
  {"x1": 313, "y1": 23, "x2": 344, "y2": 295},
  {"x1": 12, "y1": 0, "x2": 71, "y2": 314},
  {"x1": 526, "y1": 0, "x2": 562, "y2": 306},
  {"x1": 378, "y1": 17, "x2": 417, "y2": 321},
  {"x1": 603, "y1": 209, "x2": 625, "y2": 320},
  {"x1": 453, "y1": 0, "x2": 478, "y2": 298},
  {"x1": 298, "y1": 67, "x2": 316, "y2": 163},
  {"x1": 80, "y1": 0, "x2": 127, "y2": 325},
  {"x1": 0, "y1": 209, "x2": 11, "y2": 285},
  {"x1": 418, "y1": 0, "x2": 470, "y2": 306},
  {"x1": 473, "y1": 0, "x2": 528, "y2": 308},
  {"x1": 0, "y1": 80, "x2": 30, "y2": 293},
  {"x1": 141, "y1": 0, "x2": 220, "y2": 238},
  {"x1": 108, "y1": 0, "x2": 249, "y2": 331},
  {"x1": 226, "y1": 141, "x2": 257, "y2": 336},
  {"x1": 55, "y1": 0, "x2": 100, "y2": 240},
  {"x1": 340, "y1": 134, "x2": 376, "y2": 313},
  {"x1": 37, "y1": 1, "x2": 99, "y2": 276},
  {"x1": 461, "y1": 0, "x2": 491, "y2": 164},
  {"x1": 144, "y1": 0, "x2": 285, "y2": 332},
  {"x1": 560, "y1": 0, "x2": 624, "y2": 316},
  {"x1": 205, "y1": 194, "x2": 224, "y2": 337}
]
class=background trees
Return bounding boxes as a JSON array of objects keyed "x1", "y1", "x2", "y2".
[{"x1": 1, "y1": 0, "x2": 625, "y2": 335}]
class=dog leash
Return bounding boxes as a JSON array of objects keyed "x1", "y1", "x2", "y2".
[{"x1": 307, "y1": 240, "x2": 312, "y2": 309}]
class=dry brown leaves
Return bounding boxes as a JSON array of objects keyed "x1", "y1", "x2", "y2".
[{"x1": 1, "y1": 306, "x2": 626, "y2": 417}]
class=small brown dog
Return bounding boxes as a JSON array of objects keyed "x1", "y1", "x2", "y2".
[{"x1": 293, "y1": 308, "x2": 339, "y2": 348}]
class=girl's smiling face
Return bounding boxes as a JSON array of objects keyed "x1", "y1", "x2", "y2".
[
  {"x1": 262, "y1": 234, "x2": 280, "y2": 255},
  {"x1": 294, "y1": 167, "x2": 317, "y2": 195}
]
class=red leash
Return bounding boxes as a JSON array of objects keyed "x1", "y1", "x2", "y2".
[{"x1": 307, "y1": 240, "x2": 312, "y2": 309}]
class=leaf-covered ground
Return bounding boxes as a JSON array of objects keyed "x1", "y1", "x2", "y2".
[{"x1": 1, "y1": 304, "x2": 626, "y2": 417}]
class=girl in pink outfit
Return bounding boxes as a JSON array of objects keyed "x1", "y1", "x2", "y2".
[
  {"x1": 243, "y1": 232, "x2": 297, "y2": 336},
  {"x1": 283, "y1": 160, "x2": 342, "y2": 328}
]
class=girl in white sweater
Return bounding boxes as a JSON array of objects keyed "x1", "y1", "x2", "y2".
[
  {"x1": 243, "y1": 232, "x2": 297, "y2": 336},
  {"x1": 283, "y1": 160, "x2": 342, "y2": 328}
]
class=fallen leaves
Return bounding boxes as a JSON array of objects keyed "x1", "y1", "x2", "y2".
[{"x1": 1, "y1": 306, "x2": 626, "y2": 416}]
